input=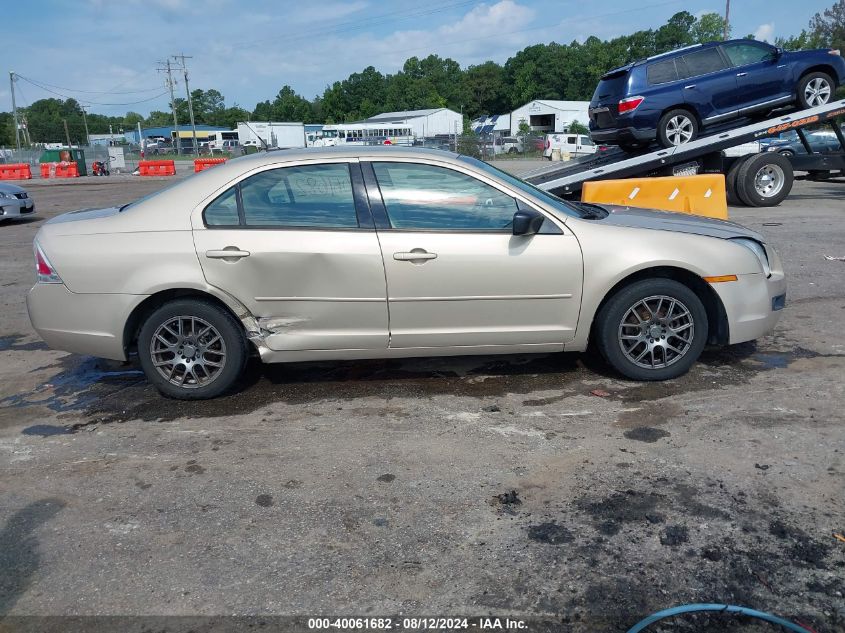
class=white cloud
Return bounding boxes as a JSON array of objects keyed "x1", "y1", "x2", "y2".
[{"x1": 754, "y1": 22, "x2": 775, "y2": 42}]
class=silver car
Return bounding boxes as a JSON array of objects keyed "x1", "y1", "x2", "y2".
[
  {"x1": 27, "y1": 147, "x2": 786, "y2": 399},
  {"x1": 0, "y1": 182, "x2": 35, "y2": 221}
]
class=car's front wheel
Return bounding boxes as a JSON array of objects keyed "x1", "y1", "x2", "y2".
[
  {"x1": 797, "y1": 72, "x2": 834, "y2": 109},
  {"x1": 137, "y1": 299, "x2": 249, "y2": 399},
  {"x1": 595, "y1": 279, "x2": 708, "y2": 381},
  {"x1": 657, "y1": 109, "x2": 699, "y2": 148}
]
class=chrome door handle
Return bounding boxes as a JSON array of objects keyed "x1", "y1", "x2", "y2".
[
  {"x1": 206, "y1": 248, "x2": 250, "y2": 259},
  {"x1": 736, "y1": 72, "x2": 748, "y2": 77},
  {"x1": 394, "y1": 250, "x2": 437, "y2": 262},
  {"x1": 684, "y1": 84, "x2": 696, "y2": 90}
]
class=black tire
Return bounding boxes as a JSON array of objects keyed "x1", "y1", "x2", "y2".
[
  {"x1": 725, "y1": 155, "x2": 752, "y2": 206},
  {"x1": 657, "y1": 109, "x2": 699, "y2": 148},
  {"x1": 797, "y1": 72, "x2": 835, "y2": 109},
  {"x1": 137, "y1": 299, "x2": 249, "y2": 400},
  {"x1": 736, "y1": 152, "x2": 794, "y2": 208},
  {"x1": 595, "y1": 279, "x2": 708, "y2": 381}
]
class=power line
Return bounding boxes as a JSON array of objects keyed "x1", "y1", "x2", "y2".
[
  {"x1": 14, "y1": 75, "x2": 169, "y2": 106},
  {"x1": 226, "y1": 0, "x2": 479, "y2": 52},
  {"x1": 11, "y1": 76, "x2": 163, "y2": 95}
]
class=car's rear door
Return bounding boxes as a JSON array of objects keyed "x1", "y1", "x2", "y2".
[
  {"x1": 678, "y1": 47, "x2": 736, "y2": 122},
  {"x1": 720, "y1": 41, "x2": 791, "y2": 111},
  {"x1": 362, "y1": 159, "x2": 582, "y2": 349},
  {"x1": 192, "y1": 159, "x2": 389, "y2": 352}
]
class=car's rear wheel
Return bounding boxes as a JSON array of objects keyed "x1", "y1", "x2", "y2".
[
  {"x1": 657, "y1": 109, "x2": 699, "y2": 148},
  {"x1": 595, "y1": 279, "x2": 708, "y2": 381},
  {"x1": 736, "y1": 152, "x2": 794, "y2": 208},
  {"x1": 797, "y1": 72, "x2": 834, "y2": 109},
  {"x1": 137, "y1": 299, "x2": 249, "y2": 400}
]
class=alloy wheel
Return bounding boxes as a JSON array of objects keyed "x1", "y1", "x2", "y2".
[
  {"x1": 665, "y1": 115, "x2": 695, "y2": 145},
  {"x1": 149, "y1": 315, "x2": 227, "y2": 388},
  {"x1": 618, "y1": 295, "x2": 695, "y2": 369},
  {"x1": 804, "y1": 78, "x2": 832, "y2": 107}
]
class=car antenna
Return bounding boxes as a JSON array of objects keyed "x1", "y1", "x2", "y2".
[{"x1": 241, "y1": 121, "x2": 271, "y2": 151}]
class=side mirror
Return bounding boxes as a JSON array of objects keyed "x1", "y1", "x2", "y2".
[
  {"x1": 774, "y1": 47, "x2": 784, "y2": 58},
  {"x1": 512, "y1": 207, "x2": 545, "y2": 236}
]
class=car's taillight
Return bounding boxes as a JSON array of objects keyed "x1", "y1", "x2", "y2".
[
  {"x1": 618, "y1": 96, "x2": 645, "y2": 114},
  {"x1": 34, "y1": 242, "x2": 62, "y2": 284},
  {"x1": 544, "y1": 139, "x2": 550, "y2": 149},
  {"x1": 830, "y1": 49, "x2": 841, "y2": 56}
]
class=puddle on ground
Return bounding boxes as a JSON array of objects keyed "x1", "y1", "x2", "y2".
[
  {"x1": 21, "y1": 424, "x2": 74, "y2": 436},
  {"x1": 4, "y1": 339, "x2": 842, "y2": 427},
  {"x1": 0, "y1": 334, "x2": 49, "y2": 352}
]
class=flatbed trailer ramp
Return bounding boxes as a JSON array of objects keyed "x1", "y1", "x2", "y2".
[{"x1": 522, "y1": 99, "x2": 845, "y2": 207}]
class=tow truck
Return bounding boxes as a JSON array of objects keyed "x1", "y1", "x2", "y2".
[{"x1": 522, "y1": 98, "x2": 845, "y2": 207}]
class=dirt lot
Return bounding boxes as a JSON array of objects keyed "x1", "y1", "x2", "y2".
[{"x1": 1, "y1": 170, "x2": 844, "y2": 632}]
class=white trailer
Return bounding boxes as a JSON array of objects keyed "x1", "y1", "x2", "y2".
[{"x1": 236, "y1": 122, "x2": 306, "y2": 149}]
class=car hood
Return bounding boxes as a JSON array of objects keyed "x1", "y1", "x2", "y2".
[
  {"x1": 594, "y1": 205, "x2": 764, "y2": 242},
  {"x1": 0, "y1": 182, "x2": 27, "y2": 195}
]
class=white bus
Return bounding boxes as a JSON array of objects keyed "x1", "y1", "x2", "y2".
[{"x1": 321, "y1": 125, "x2": 414, "y2": 146}]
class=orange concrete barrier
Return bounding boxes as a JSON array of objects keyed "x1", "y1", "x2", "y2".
[
  {"x1": 139, "y1": 160, "x2": 176, "y2": 176},
  {"x1": 581, "y1": 174, "x2": 728, "y2": 220},
  {"x1": 53, "y1": 161, "x2": 79, "y2": 178},
  {"x1": 0, "y1": 163, "x2": 32, "y2": 180},
  {"x1": 40, "y1": 163, "x2": 57, "y2": 179},
  {"x1": 194, "y1": 157, "x2": 227, "y2": 172}
]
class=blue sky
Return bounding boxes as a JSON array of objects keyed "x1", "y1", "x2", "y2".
[{"x1": 2, "y1": 0, "x2": 835, "y2": 116}]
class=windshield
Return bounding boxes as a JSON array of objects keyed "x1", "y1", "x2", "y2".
[{"x1": 458, "y1": 156, "x2": 588, "y2": 219}]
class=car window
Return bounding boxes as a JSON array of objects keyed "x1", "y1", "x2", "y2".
[
  {"x1": 679, "y1": 48, "x2": 728, "y2": 78},
  {"x1": 647, "y1": 59, "x2": 679, "y2": 85},
  {"x1": 372, "y1": 162, "x2": 517, "y2": 231},
  {"x1": 581, "y1": 137, "x2": 594, "y2": 146},
  {"x1": 722, "y1": 41, "x2": 775, "y2": 67},
  {"x1": 566, "y1": 136, "x2": 576, "y2": 144},
  {"x1": 240, "y1": 164, "x2": 358, "y2": 228},
  {"x1": 204, "y1": 187, "x2": 240, "y2": 226}
]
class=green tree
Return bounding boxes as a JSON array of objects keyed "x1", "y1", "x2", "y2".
[
  {"x1": 567, "y1": 119, "x2": 589, "y2": 134},
  {"x1": 0, "y1": 111, "x2": 15, "y2": 146},
  {"x1": 809, "y1": 0, "x2": 845, "y2": 51},
  {"x1": 691, "y1": 13, "x2": 729, "y2": 42},
  {"x1": 654, "y1": 11, "x2": 696, "y2": 51},
  {"x1": 22, "y1": 98, "x2": 86, "y2": 144}
]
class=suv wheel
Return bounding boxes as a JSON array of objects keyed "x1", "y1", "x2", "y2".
[
  {"x1": 595, "y1": 279, "x2": 708, "y2": 381},
  {"x1": 797, "y1": 72, "x2": 834, "y2": 108},
  {"x1": 657, "y1": 109, "x2": 699, "y2": 148},
  {"x1": 137, "y1": 299, "x2": 249, "y2": 400}
]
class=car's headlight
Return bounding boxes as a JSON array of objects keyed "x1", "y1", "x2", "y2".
[
  {"x1": 731, "y1": 238, "x2": 771, "y2": 277},
  {"x1": 0, "y1": 192, "x2": 11, "y2": 199}
]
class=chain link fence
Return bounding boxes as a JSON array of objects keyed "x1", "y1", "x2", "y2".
[{"x1": 0, "y1": 144, "x2": 148, "y2": 177}]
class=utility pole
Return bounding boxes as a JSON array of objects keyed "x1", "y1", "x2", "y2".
[
  {"x1": 63, "y1": 119, "x2": 72, "y2": 149},
  {"x1": 723, "y1": 0, "x2": 730, "y2": 40},
  {"x1": 158, "y1": 59, "x2": 181, "y2": 155},
  {"x1": 9, "y1": 71, "x2": 21, "y2": 152},
  {"x1": 80, "y1": 105, "x2": 90, "y2": 146},
  {"x1": 173, "y1": 53, "x2": 198, "y2": 156}
]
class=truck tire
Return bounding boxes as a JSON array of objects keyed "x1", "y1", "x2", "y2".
[
  {"x1": 735, "y1": 152, "x2": 794, "y2": 207},
  {"x1": 725, "y1": 155, "x2": 752, "y2": 206}
]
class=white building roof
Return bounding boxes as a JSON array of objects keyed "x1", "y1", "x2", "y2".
[
  {"x1": 517, "y1": 100, "x2": 589, "y2": 111},
  {"x1": 363, "y1": 108, "x2": 450, "y2": 122}
]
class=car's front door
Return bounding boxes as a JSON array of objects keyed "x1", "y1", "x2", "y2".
[
  {"x1": 192, "y1": 160, "x2": 389, "y2": 352},
  {"x1": 363, "y1": 160, "x2": 583, "y2": 349},
  {"x1": 720, "y1": 41, "x2": 791, "y2": 110},
  {"x1": 678, "y1": 47, "x2": 736, "y2": 122}
]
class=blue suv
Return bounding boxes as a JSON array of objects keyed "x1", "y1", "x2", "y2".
[{"x1": 588, "y1": 39, "x2": 845, "y2": 149}]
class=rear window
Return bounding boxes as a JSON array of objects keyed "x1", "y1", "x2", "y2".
[
  {"x1": 647, "y1": 59, "x2": 679, "y2": 85},
  {"x1": 593, "y1": 70, "x2": 629, "y2": 100},
  {"x1": 679, "y1": 48, "x2": 727, "y2": 78}
]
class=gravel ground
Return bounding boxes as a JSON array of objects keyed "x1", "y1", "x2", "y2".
[{"x1": 1, "y1": 167, "x2": 844, "y2": 632}]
